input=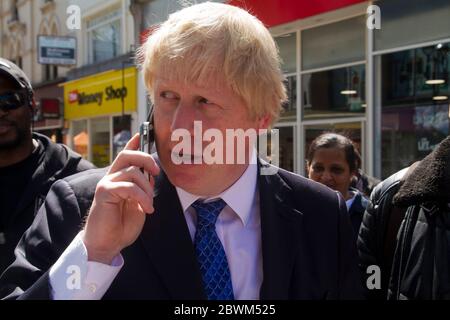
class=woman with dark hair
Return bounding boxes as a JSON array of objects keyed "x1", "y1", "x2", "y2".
[{"x1": 306, "y1": 133, "x2": 368, "y2": 242}]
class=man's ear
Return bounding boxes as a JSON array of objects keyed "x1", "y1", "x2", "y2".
[{"x1": 257, "y1": 114, "x2": 272, "y2": 131}]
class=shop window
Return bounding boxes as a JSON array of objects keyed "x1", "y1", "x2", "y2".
[
  {"x1": 9, "y1": 0, "x2": 18, "y2": 22},
  {"x1": 87, "y1": 9, "x2": 122, "y2": 64},
  {"x1": 91, "y1": 117, "x2": 110, "y2": 167},
  {"x1": 43, "y1": 64, "x2": 58, "y2": 81},
  {"x1": 279, "y1": 75, "x2": 296, "y2": 122},
  {"x1": 380, "y1": 42, "x2": 450, "y2": 178},
  {"x1": 274, "y1": 34, "x2": 297, "y2": 122},
  {"x1": 72, "y1": 120, "x2": 88, "y2": 160},
  {"x1": 302, "y1": 65, "x2": 366, "y2": 119},
  {"x1": 302, "y1": 16, "x2": 365, "y2": 71},
  {"x1": 260, "y1": 126, "x2": 295, "y2": 173},
  {"x1": 275, "y1": 33, "x2": 296, "y2": 74},
  {"x1": 113, "y1": 115, "x2": 132, "y2": 159},
  {"x1": 277, "y1": 127, "x2": 295, "y2": 172},
  {"x1": 374, "y1": 0, "x2": 450, "y2": 52}
]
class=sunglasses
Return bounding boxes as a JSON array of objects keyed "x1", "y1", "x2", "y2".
[{"x1": 0, "y1": 91, "x2": 28, "y2": 111}]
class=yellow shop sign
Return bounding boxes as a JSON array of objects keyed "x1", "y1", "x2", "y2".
[{"x1": 63, "y1": 67, "x2": 137, "y2": 120}]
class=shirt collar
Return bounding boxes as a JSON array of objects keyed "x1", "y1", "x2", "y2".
[
  {"x1": 175, "y1": 149, "x2": 258, "y2": 226},
  {"x1": 345, "y1": 190, "x2": 358, "y2": 211}
]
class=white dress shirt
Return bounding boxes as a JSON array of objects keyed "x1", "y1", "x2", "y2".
[
  {"x1": 175, "y1": 154, "x2": 262, "y2": 300},
  {"x1": 49, "y1": 152, "x2": 262, "y2": 300}
]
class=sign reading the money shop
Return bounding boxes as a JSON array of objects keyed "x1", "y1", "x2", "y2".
[{"x1": 63, "y1": 67, "x2": 137, "y2": 120}]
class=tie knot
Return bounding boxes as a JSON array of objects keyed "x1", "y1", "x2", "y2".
[{"x1": 192, "y1": 199, "x2": 227, "y2": 227}]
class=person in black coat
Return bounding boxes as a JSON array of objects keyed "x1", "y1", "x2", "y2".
[
  {"x1": 306, "y1": 133, "x2": 369, "y2": 244},
  {"x1": 0, "y1": 3, "x2": 362, "y2": 300},
  {"x1": 0, "y1": 58, "x2": 95, "y2": 274},
  {"x1": 358, "y1": 135, "x2": 450, "y2": 300}
]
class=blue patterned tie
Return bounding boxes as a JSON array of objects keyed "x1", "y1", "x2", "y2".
[{"x1": 192, "y1": 199, "x2": 234, "y2": 300}]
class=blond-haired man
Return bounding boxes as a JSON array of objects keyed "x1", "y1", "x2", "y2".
[{"x1": 0, "y1": 3, "x2": 361, "y2": 300}]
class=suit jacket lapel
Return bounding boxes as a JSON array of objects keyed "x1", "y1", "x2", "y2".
[
  {"x1": 138, "y1": 170, "x2": 205, "y2": 299},
  {"x1": 258, "y1": 161, "x2": 303, "y2": 299}
]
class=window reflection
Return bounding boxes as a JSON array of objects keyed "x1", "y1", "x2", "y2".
[
  {"x1": 382, "y1": 43, "x2": 450, "y2": 107},
  {"x1": 302, "y1": 65, "x2": 366, "y2": 119},
  {"x1": 280, "y1": 75, "x2": 296, "y2": 121},
  {"x1": 87, "y1": 10, "x2": 122, "y2": 64},
  {"x1": 381, "y1": 42, "x2": 450, "y2": 178},
  {"x1": 278, "y1": 127, "x2": 294, "y2": 172}
]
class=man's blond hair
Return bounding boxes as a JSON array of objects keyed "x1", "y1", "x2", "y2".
[{"x1": 137, "y1": 2, "x2": 287, "y2": 124}]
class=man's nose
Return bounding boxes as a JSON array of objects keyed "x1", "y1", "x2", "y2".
[
  {"x1": 170, "y1": 102, "x2": 197, "y2": 133},
  {"x1": 0, "y1": 108, "x2": 8, "y2": 117}
]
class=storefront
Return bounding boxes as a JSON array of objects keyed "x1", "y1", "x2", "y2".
[
  {"x1": 33, "y1": 80, "x2": 64, "y2": 143},
  {"x1": 230, "y1": 0, "x2": 450, "y2": 179},
  {"x1": 63, "y1": 67, "x2": 138, "y2": 167}
]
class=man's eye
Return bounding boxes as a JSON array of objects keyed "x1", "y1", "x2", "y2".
[
  {"x1": 199, "y1": 97, "x2": 214, "y2": 105},
  {"x1": 160, "y1": 91, "x2": 178, "y2": 99}
]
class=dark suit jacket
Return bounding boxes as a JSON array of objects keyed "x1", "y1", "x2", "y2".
[{"x1": 0, "y1": 160, "x2": 362, "y2": 299}]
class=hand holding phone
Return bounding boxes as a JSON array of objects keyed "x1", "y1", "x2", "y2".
[{"x1": 83, "y1": 133, "x2": 160, "y2": 264}]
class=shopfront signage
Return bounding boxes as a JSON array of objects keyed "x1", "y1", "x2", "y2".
[
  {"x1": 38, "y1": 35, "x2": 76, "y2": 65},
  {"x1": 68, "y1": 86, "x2": 128, "y2": 106},
  {"x1": 63, "y1": 67, "x2": 137, "y2": 120}
]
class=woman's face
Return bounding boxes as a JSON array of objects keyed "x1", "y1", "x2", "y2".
[{"x1": 307, "y1": 147, "x2": 355, "y2": 200}]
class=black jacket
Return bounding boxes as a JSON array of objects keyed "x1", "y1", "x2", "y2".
[
  {"x1": 0, "y1": 160, "x2": 362, "y2": 300},
  {"x1": 358, "y1": 135, "x2": 450, "y2": 300},
  {"x1": 357, "y1": 167, "x2": 409, "y2": 299},
  {"x1": 0, "y1": 132, "x2": 95, "y2": 274}
]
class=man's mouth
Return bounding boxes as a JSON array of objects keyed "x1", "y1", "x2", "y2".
[
  {"x1": 0, "y1": 121, "x2": 14, "y2": 134},
  {"x1": 171, "y1": 150, "x2": 203, "y2": 164}
]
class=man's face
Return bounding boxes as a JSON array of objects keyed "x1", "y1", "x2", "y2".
[
  {"x1": 153, "y1": 74, "x2": 268, "y2": 196},
  {"x1": 0, "y1": 76, "x2": 32, "y2": 150}
]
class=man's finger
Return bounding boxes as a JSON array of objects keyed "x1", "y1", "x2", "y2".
[
  {"x1": 108, "y1": 150, "x2": 160, "y2": 176},
  {"x1": 109, "y1": 166, "x2": 154, "y2": 199},
  {"x1": 109, "y1": 181, "x2": 153, "y2": 213},
  {"x1": 123, "y1": 133, "x2": 140, "y2": 151}
]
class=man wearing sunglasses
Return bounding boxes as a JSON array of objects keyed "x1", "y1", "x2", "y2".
[{"x1": 0, "y1": 58, "x2": 95, "y2": 275}]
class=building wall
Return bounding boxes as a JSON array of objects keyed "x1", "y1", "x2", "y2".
[{"x1": 0, "y1": 0, "x2": 75, "y2": 84}]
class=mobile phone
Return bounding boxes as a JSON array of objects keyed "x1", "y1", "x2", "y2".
[
  {"x1": 139, "y1": 108, "x2": 155, "y2": 154},
  {"x1": 139, "y1": 108, "x2": 156, "y2": 195}
]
